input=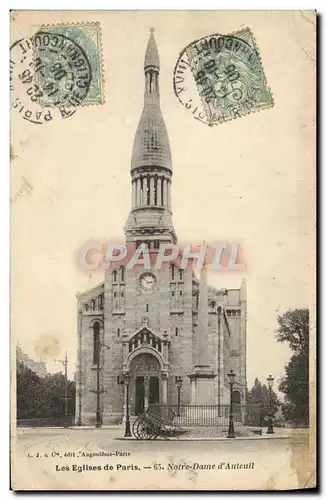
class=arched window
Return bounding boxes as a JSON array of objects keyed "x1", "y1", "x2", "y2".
[
  {"x1": 85, "y1": 304, "x2": 89, "y2": 311},
  {"x1": 210, "y1": 300, "x2": 216, "y2": 311},
  {"x1": 93, "y1": 322, "x2": 101, "y2": 365},
  {"x1": 179, "y1": 269, "x2": 184, "y2": 281},
  {"x1": 98, "y1": 294, "x2": 104, "y2": 310},
  {"x1": 171, "y1": 264, "x2": 175, "y2": 281},
  {"x1": 232, "y1": 390, "x2": 241, "y2": 403},
  {"x1": 120, "y1": 266, "x2": 125, "y2": 282},
  {"x1": 232, "y1": 390, "x2": 241, "y2": 411},
  {"x1": 112, "y1": 270, "x2": 117, "y2": 283},
  {"x1": 91, "y1": 299, "x2": 96, "y2": 311}
]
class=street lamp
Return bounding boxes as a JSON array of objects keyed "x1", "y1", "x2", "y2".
[
  {"x1": 175, "y1": 376, "x2": 183, "y2": 417},
  {"x1": 227, "y1": 369, "x2": 236, "y2": 439},
  {"x1": 266, "y1": 375, "x2": 275, "y2": 434},
  {"x1": 124, "y1": 372, "x2": 132, "y2": 437}
]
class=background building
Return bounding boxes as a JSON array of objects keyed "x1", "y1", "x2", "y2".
[{"x1": 16, "y1": 343, "x2": 47, "y2": 378}]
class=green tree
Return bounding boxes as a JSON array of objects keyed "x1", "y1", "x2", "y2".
[
  {"x1": 276, "y1": 308, "x2": 309, "y2": 355},
  {"x1": 276, "y1": 308, "x2": 309, "y2": 425},
  {"x1": 246, "y1": 378, "x2": 280, "y2": 424},
  {"x1": 279, "y1": 354, "x2": 309, "y2": 423},
  {"x1": 16, "y1": 361, "x2": 75, "y2": 420},
  {"x1": 16, "y1": 362, "x2": 45, "y2": 419}
]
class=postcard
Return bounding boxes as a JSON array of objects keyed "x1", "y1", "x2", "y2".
[{"x1": 10, "y1": 10, "x2": 316, "y2": 491}]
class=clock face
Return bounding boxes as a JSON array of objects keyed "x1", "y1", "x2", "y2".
[{"x1": 140, "y1": 273, "x2": 157, "y2": 292}]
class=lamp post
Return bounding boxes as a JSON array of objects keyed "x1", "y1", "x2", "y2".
[
  {"x1": 227, "y1": 369, "x2": 236, "y2": 438},
  {"x1": 175, "y1": 376, "x2": 183, "y2": 417},
  {"x1": 90, "y1": 358, "x2": 104, "y2": 428},
  {"x1": 95, "y1": 358, "x2": 102, "y2": 428},
  {"x1": 266, "y1": 375, "x2": 275, "y2": 434},
  {"x1": 54, "y1": 352, "x2": 69, "y2": 428},
  {"x1": 124, "y1": 372, "x2": 132, "y2": 437}
]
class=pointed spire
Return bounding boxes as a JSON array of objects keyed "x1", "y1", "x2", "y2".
[
  {"x1": 144, "y1": 28, "x2": 160, "y2": 70},
  {"x1": 130, "y1": 30, "x2": 172, "y2": 173}
]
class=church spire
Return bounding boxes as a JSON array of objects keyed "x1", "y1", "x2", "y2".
[
  {"x1": 125, "y1": 30, "x2": 176, "y2": 245},
  {"x1": 143, "y1": 28, "x2": 160, "y2": 106},
  {"x1": 130, "y1": 29, "x2": 172, "y2": 173},
  {"x1": 144, "y1": 27, "x2": 160, "y2": 70}
]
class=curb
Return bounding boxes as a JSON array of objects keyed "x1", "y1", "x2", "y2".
[{"x1": 115, "y1": 435, "x2": 290, "y2": 442}]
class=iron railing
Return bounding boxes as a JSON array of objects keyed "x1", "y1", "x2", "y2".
[
  {"x1": 148, "y1": 404, "x2": 260, "y2": 427},
  {"x1": 16, "y1": 416, "x2": 75, "y2": 427}
]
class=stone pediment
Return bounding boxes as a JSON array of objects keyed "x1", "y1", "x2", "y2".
[{"x1": 127, "y1": 325, "x2": 167, "y2": 345}]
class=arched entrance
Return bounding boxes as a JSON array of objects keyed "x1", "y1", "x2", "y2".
[{"x1": 129, "y1": 353, "x2": 161, "y2": 415}]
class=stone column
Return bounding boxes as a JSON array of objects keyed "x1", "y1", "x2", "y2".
[
  {"x1": 163, "y1": 178, "x2": 168, "y2": 206},
  {"x1": 240, "y1": 278, "x2": 247, "y2": 393},
  {"x1": 167, "y1": 180, "x2": 171, "y2": 209},
  {"x1": 163, "y1": 332, "x2": 169, "y2": 362},
  {"x1": 143, "y1": 176, "x2": 148, "y2": 206},
  {"x1": 144, "y1": 375, "x2": 150, "y2": 411},
  {"x1": 122, "y1": 334, "x2": 128, "y2": 363},
  {"x1": 136, "y1": 178, "x2": 141, "y2": 207},
  {"x1": 190, "y1": 378, "x2": 196, "y2": 404},
  {"x1": 157, "y1": 177, "x2": 162, "y2": 205},
  {"x1": 132, "y1": 181, "x2": 136, "y2": 209},
  {"x1": 150, "y1": 176, "x2": 155, "y2": 205},
  {"x1": 161, "y1": 374, "x2": 168, "y2": 404},
  {"x1": 197, "y1": 264, "x2": 209, "y2": 366},
  {"x1": 188, "y1": 263, "x2": 216, "y2": 404},
  {"x1": 123, "y1": 379, "x2": 128, "y2": 421}
]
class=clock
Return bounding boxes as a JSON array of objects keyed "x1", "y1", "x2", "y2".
[{"x1": 140, "y1": 273, "x2": 157, "y2": 292}]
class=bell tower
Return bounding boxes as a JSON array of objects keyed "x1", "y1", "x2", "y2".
[{"x1": 124, "y1": 29, "x2": 177, "y2": 248}]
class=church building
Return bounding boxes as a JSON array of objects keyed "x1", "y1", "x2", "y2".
[{"x1": 76, "y1": 30, "x2": 247, "y2": 425}]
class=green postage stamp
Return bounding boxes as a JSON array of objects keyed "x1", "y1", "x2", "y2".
[
  {"x1": 34, "y1": 22, "x2": 104, "y2": 107},
  {"x1": 173, "y1": 28, "x2": 274, "y2": 126}
]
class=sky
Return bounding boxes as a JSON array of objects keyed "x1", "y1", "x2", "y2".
[{"x1": 11, "y1": 11, "x2": 315, "y2": 396}]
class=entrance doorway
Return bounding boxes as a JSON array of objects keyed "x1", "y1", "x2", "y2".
[
  {"x1": 149, "y1": 376, "x2": 160, "y2": 404},
  {"x1": 134, "y1": 376, "x2": 160, "y2": 415},
  {"x1": 135, "y1": 377, "x2": 145, "y2": 415}
]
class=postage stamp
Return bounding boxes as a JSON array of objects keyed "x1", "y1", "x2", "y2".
[
  {"x1": 10, "y1": 22, "x2": 104, "y2": 124},
  {"x1": 35, "y1": 23, "x2": 104, "y2": 107},
  {"x1": 173, "y1": 28, "x2": 274, "y2": 126}
]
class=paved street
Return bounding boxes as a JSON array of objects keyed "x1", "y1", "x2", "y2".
[{"x1": 11, "y1": 427, "x2": 313, "y2": 491}]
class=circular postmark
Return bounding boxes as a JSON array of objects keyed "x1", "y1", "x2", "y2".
[
  {"x1": 10, "y1": 31, "x2": 92, "y2": 124},
  {"x1": 173, "y1": 29, "x2": 274, "y2": 126}
]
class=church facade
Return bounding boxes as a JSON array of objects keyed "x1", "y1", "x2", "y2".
[{"x1": 76, "y1": 31, "x2": 247, "y2": 425}]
